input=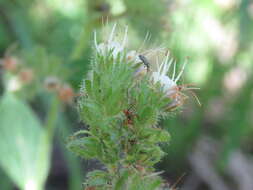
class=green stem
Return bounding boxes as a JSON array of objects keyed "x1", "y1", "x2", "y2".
[
  {"x1": 44, "y1": 96, "x2": 60, "y2": 141},
  {"x1": 36, "y1": 96, "x2": 60, "y2": 190},
  {"x1": 71, "y1": 21, "x2": 94, "y2": 61}
]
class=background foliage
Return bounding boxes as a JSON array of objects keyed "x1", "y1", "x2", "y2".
[{"x1": 0, "y1": 0, "x2": 253, "y2": 189}]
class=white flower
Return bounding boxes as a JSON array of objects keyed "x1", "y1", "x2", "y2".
[
  {"x1": 151, "y1": 54, "x2": 187, "y2": 96},
  {"x1": 94, "y1": 24, "x2": 128, "y2": 59}
]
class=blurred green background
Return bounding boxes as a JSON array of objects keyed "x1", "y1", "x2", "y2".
[{"x1": 0, "y1": 0, "x2": 253, "y2": 189}]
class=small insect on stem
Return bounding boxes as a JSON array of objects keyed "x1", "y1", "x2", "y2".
[
  {"x1": 123, "y1": 105, "x2": 137, "y2": 126},
  {"x1": 123, "y1": 109, "x2": 134, "y2": 125},
  {"x1": 138, "y1": 54, "x2": 150, "y2": 72}
]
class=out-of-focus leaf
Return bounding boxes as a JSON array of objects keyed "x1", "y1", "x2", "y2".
[
  {"x1": 0, "y1": 93, "x2": 49, "y2": 190},
  {"x1": 123, "y1": 0, "x2": 165, "y2": 39},
  {"x1": 0, "y1": 169, "x2": 13, "y2": 190}
]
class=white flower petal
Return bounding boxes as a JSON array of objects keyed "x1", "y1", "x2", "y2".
[
  {"x1": 151, "y1": 54, "x2": 186, "y2": 96},
  {"x1": 94, "y1": 24, "x2": 129, "y2": 61}
]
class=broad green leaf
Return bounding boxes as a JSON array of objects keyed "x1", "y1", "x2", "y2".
[{"x1": 0, "y1": 93, "x2": 49, "y2": 190}]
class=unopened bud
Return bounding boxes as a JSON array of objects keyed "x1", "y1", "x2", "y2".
[
  {"x1": 44, "y1": 76, "x2": 61, "y2": 91},
  {"x1": 2, "y1": 56, "x2": 19, "y2": 72},
  {"x1": 19, "y1": 68, "x2": 34, "y2": 84},
  {"x1": 58, "y1": 84, "x2": 75, "y2": 103}
]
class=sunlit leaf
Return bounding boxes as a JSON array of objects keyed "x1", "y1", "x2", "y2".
[{"x1": 0, "y1": 93, "x2": 49, "y2": 190}]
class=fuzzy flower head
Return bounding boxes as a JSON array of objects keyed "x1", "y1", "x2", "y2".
[
  {"x1": 94, "y1": 24, "x2": 128, "y2": 60},
  {"x1": 151, "y1": 53, "x2": 187, "y2": 97}
]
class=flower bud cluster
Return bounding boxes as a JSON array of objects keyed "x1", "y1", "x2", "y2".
[
  {"x1": 69, "y1": 24, "x2": 196, "y2": 190},
  {"x1": 1, "y1": 53, "x2": 75, "y2": 104},
  {"x1": 93, "y1": 24, "x2": 189, "y2": 112}
]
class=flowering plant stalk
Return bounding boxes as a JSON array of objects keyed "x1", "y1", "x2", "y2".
[{"x1": 68, "y1": 24, "x2": 191, "y2": 190}]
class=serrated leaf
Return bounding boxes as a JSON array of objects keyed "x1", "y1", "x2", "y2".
[
  {"x1": 157, "y1": 130, "x2": 171, "y2": 142},
  {"x1": 86, "y1": 170, "x2": 109, "y2": 187},
  {"x1": 67, "y1": 137, "x2": 102, "y2": 159}
]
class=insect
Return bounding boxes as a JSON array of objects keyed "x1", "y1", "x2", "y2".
[
  {"x1": 166, "y1": 84, "x2": 201, "y2": 111},
  {"x1": 123, "y1": 105, "x2": 137, "y2": 126},
  {"x1": 123, "y1": 109, "x2": 135, "y2": 125},
  {"x1": 138, "y1": 54, "x2": 150, "y2": 72}
]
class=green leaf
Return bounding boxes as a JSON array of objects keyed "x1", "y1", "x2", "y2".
[
  {"x1": 67, "y1": 136, "x2": 103, "y2": 159},
  {"x1": 114, "y1": 170, "x2": 130, "y2": 190},
  {"x1": 137, "y1": 106, "x2": 156, "y2": 126},
  {"x1": 84, "y1": 79, "x2": 92, "y2": 97},
  {"x1": 86, "y1": 170, "x2": 109, "y2": 187},
  {"x1": 93, "y1": 71, "x2": 101, "y2": 97},
  {"x1": 0, "y1": 93, "x2": 49, "y2": 190},
  {"x1": 147, "y1": 178, "x2": 163, "y2": 190},
  {"x1": 157, "y1": 130, "x2": 171, "y2": 142}
]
